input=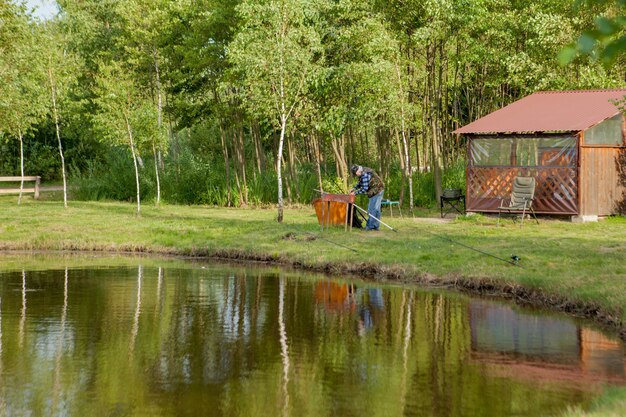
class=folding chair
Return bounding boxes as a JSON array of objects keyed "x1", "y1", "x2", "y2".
[
  {"x1": 440, "y1": 188, "x2": 465, "y2": 218},
  {"x1": 497, "y1": 177, "x2": 539, "y2": 228}
]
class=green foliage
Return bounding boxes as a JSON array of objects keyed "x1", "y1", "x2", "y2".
[
  {"x1": 160, "y1": 145, "x2": 220, "y2": 205},
  {"x1": 0, "y1": 2, "x2": 48, "y2": 139},
  {"x1": 559, "y1": 0, "x2": 626, "y2": 66},
  {"x1": 382, "y1": 160, "x2": 466, "y2": 208},
  {"x1": 561, "y1": 386, "x2": 626, "y2": 417},
  {"x1": 72, "y1": 147, "x2": 153, "y2": 201}
]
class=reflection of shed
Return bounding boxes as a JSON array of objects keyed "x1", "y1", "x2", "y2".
[
  {"x1": 469, "y1": 301, "x2": 626, "y2": 384},
  {"x1": 454, "y1": 90, "x2": 626, "y2": 219}
]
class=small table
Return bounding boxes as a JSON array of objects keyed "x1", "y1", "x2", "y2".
[
  {"x1": 440, "y1": 189, "x2": 465, "y2": 218},
  {"x1": 381, "y1": 200, "x2": 402, "y2": 217}
]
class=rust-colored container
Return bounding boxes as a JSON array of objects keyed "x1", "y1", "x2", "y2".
[{"x1": 312, "y1": 193, "x2": 355, "y2": 229}]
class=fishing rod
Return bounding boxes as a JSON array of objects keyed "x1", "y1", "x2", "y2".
[
  {"x1": 313, "y1": 183, "x2": 516, "y2": 265},
  {"x1": 352, "y1": 203, "x2": 399, "y2": 233}
]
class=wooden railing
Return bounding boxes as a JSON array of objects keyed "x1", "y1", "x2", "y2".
[{"x1": 0, "y1": 176, "x2": 41, "y2": 199}]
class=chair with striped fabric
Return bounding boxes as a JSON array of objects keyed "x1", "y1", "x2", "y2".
[{"x1": 497, "y1": 177, "x2": 539, "y2": 227}]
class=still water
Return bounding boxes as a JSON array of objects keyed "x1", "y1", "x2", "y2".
[{"x1": 0, "y1": 261, "x2": 624, "y2": 417}]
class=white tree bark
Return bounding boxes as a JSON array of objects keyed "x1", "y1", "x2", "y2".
[
  {"x1": 125, "y1": 114, "x2": 142, "y2": 215},
  {"x1": 277, "y1": 114, "x2": 286, "y2": 223},
  {"x1": 48, "y1": 66, "x2": 68, "y2": 208},
  {"x1": 18, "y1": 129, "x2": 24, "y2": 206}
]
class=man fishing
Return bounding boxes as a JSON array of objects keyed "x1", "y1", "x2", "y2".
[{"x1": 349, "y1": 165, "x2": 385, "y2": 231}]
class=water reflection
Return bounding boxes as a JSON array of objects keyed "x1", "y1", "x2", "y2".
[
  {"x1": 0, "y1": 263, "x2": 623, "y2": 417},
  {"x1": 130, "y1": 265, "x2": 143, "y2": 356},
  {"x1": 52, "y1": 268, "x2": 68, "y2": 412},
  {"x1": 18, "y1": 270, "x2": 26, "y2": 348},
  {"x1": 469, "y1": 300, "x2": 626, "y2": 386},
  {"x1": 279, "y1": 277, "x2": 290, "y2": 417}
]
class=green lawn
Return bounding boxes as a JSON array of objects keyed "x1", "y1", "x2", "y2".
[{"x1": 0, "y1": 197, "x2": 625, "y2": 416}]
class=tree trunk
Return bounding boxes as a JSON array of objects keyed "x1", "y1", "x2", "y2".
[
  {"x1": 48, "y1": 66, "x2": 68, "y2": 208},
  {"x1": 231, "y1": 129, "x2": 244, "y2": 206},
  {"x1": 330, "y1": 134, "x2": 348, "y2": 189},
  {"x1": 124, "y1": 114, "x2": 141, "y2": 215},
  {"x1": 312, "y1": 133, "x2": 323, "y2": 193},
  {"x1": 18, "y1": 129, "x2": 24, "y2": 206},
  {"x1": 395, "y1": 127, "x2": 406, "y2": 205},
  {"x1": 252, "y1": 120, "x2": 264, "y2": 175},
  {"x1": 219, "y1": 124, "x2": 232, "y2": 207},
  {"x1": 396, "y1": 61, "x2": 414, "y2": 212},
  {"x1": 277, "y1": 115, "x2": 286, "y2": 223},
  {"x1": 287, "y1": 133, "x2": 299, "y2": 201},
  {"x1": 238, "y1": 126, "x2": 248, "y2": 205},
  {"x1": 153, "y1": 49, "x2": 163, "y2": 205},
  {"x1": 283, "y1": 153, "x2": 292, "y2": 203},
  {"x1": 152, "y1": 143, "x2": 161, "y2": 207}
]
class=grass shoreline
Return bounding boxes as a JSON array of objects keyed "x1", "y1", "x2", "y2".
[{"x1": 6, "y1": 244, "x2": 622, "y2": 338}]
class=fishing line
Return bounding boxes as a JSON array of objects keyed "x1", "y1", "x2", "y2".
[
  {"x1": 305, "y1": 232, "x2": 358, "y2": 253},
  {"x1": 402, "y1": 224, "x2": 524, "y2": 268},
  {"x1": 284, "y1": 220, "x2": 358, "y2": 253}
]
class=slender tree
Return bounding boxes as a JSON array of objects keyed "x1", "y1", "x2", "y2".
[
  {"x1": 93, "y1": 61, "x2": 157, "y2": 215},
  {"x1": 229, "y1": 0, "x2": 322, "y2": 222},
  {"x1": 120, "y1": 0, "x2": 171, "y2": 206},
  {"x1": 40, "y1": 23, "x2": 81, "y2": 208},
  {"x1": 0, "y1": 2, "x2": 47, "y2": 204}
]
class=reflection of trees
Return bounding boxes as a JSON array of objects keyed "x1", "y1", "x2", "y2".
[
  {"x1": 399, "y1": 291, "x2": 413, "y2": 415},
  {"x1": 0, "y1": 266, "x2": 622, "y2": 416},
  {"x1": 129, "y1": 265, "x2": 143, "y2": 355},
  {"x1": 52, "y1": 268, "x2": 69, "y2": 412},
  {"x1": 278, "y1": 276, "x2": 290, "y2": 417},
  {"x1": 18, "y1": 270, "x2": 26, "y2": 348}
]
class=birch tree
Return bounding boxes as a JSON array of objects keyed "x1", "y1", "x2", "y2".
[
  {"x1": 93, "y1": 61, "x2": 156, "y2": 215},
  {"x1": 40, "y1": 23, "x2": 81, "y2": 208},
  {"x1": 0, "y1": 2, "x2": 47, "y2": 204},
  {"x1": 229, "y1": 0, "x2": 322, "y2": 223},
  {"x1": 121, "y1": 0, "x2": 171, "y2": 206}
]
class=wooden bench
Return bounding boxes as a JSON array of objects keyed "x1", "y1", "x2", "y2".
[{"x1": 0, "y1": 176, "x2": 41, "y2": 199}]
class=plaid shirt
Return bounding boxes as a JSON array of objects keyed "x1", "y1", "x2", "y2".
[{"x1": 352, "y1": 171, "x2": 372, "y2": 195}]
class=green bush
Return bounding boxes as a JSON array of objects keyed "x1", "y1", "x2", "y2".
[{"x1": 72, "y1": 147, "x2": 154, "y2": 202}]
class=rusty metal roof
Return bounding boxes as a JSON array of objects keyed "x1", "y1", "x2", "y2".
[{"x1": 454, "y1": 89, "x2": 626, "y2": 134}]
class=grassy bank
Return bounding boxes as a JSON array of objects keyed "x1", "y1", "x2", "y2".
[{"x1": 1, "y1": 198, "x2": 625, "y2": 416}]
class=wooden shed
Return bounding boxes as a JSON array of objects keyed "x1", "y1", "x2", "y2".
[{"x1": 454, "y1": 89, "x2": 626, "y2": 220}]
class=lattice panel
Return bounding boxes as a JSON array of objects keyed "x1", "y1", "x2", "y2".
[{"x1": 467, "y1": 167, "x2": 578, "y2": 214}]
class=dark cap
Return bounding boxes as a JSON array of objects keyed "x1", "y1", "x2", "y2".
[{"x1": 350, "y1": 165, "x2": 360, "y2": 175}]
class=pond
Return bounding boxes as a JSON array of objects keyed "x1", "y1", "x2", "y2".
[{"x1": 0, "y1": 257, "x2": 624, "y2": 417}]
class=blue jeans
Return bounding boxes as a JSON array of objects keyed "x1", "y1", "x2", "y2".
[{"x1": 366, "y1": 191, "x2": 384, "y2": 230}]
